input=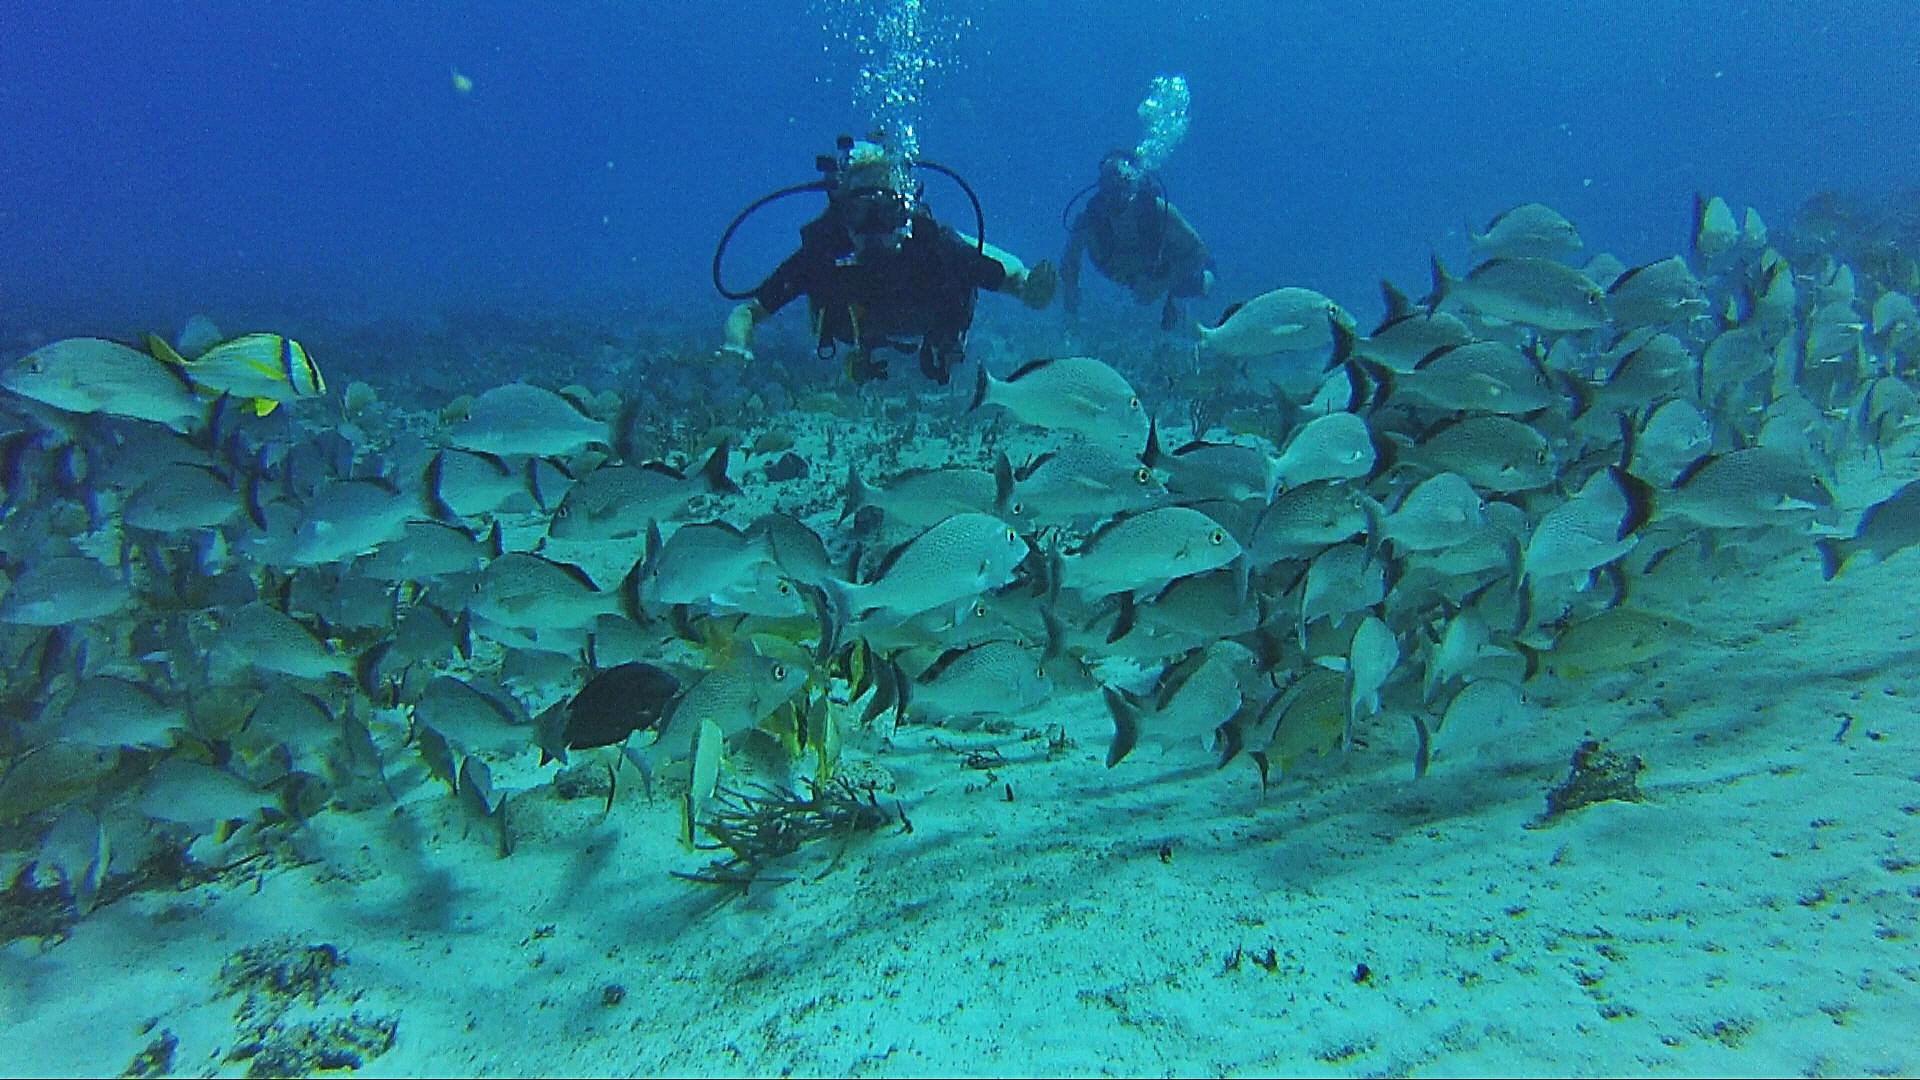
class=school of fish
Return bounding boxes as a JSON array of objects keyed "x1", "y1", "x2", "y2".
[{"x1": 4, "y1": 190, "x2": 1919, "y2": 904}]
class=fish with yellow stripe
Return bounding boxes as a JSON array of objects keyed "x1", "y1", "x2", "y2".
[{"x1": 146, "y1": 331, "x2": 326, "y2": 416}]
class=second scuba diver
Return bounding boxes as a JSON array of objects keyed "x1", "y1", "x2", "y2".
[
  {"x1": 717, "y1": 135, "x2": 1057, "y2": 385},
  {"x1": 1060, "y1": 149, "x2": 1214, "y2": 332}
]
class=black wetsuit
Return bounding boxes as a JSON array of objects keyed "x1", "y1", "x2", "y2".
[{"x1": 752, "y1": 206, "x2": 1006, "y2": 379}]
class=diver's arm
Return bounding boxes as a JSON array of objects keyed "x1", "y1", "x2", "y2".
[
  {"x1": 947, "y1": 229, "x2": 1055, "y2": 310},
  {"x1": 722, "y1": 246, "x2": 814, "y2": 359}
]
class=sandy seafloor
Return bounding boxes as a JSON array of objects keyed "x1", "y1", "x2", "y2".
[{"x1": 2, "y1": 395, "x2": 1917, "y2": 1079}]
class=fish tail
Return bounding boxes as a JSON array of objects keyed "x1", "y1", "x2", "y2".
[
  {"x1": 992, "y1": 452, "x2": 1018, "y2": 517},
  {"x1": 423, "y1": 452, "x2": 457, "y2": 521},
  {"x1": 1327, "y1": 315, "x2": 1358, "y2": 370},
  {"x1": 618, "y1": 552, "x2": 649, "y2": 624},
  {"x1": 1815, "y1": 538, "x2": 1847, "y2": 581},
  {"x1": 1424, "y1": 253, "x2": 1455, "y2": 311},
  {"x1": 699, "y1": 439, "x2": 741, "y2": 495},
  {"x1": 967, "y1": 362, "x2": 992, "y2": 413},
  {"x1": 839, "y1": 465, "x2": 868, "y2": 525},
  {"x1": 1101, "y1": 686, "x2": 1142, "y2": 767}
]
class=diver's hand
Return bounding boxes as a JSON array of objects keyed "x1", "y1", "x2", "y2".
[
  {"x1": 721, "y1": 302, "x2": 759, "y2": 362},
  {"x1": 1017, "y1": 260, "x2": 1059, "y2": 310}
]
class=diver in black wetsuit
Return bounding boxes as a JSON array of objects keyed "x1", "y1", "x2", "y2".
[{"x1": 717, "y1": 136, "x2": 1056, "y2": 385}]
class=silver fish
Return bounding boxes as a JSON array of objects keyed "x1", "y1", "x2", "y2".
[
  {"x1": 1197, "y1": 287, "x2": 1353, "y2": 360},
  {"x1": 548, "y1": 446, "x2": 736, "y2": 543},
  {"x1": 286, "y1": 477, "x2": 423, "y2": 566},
  {"x1": 1397, "y1": 415, "x2": 1554, "y2": 494},
  {"x1": 1363, "y1": 472, "x2": 1485, "y2": 555},
  {"x1": 1817, "y1": 479, "x2": 1920, "y2": 580},
  {"x1": 1346, "y1": 615, "x2": 1400, "y2": 747},
  {"x1": 1395, "y1": 340, "x2": 1558, "y2": 415},
  {"x1": 468, "y1": 552, "x2": 636, "y2": 646},
  {"x1": 1423, "y1": 678, "x2": 1537, "y2": 775},
  {"x1": 970, "y1": 355, "x2": 1150, "y2": 450},
  {"x1": 447, "y1": 383, "x2": 609, "y2": 458},
  {"x1": 1691, "y1": 194, "x2": 1739, "y2": 264},
  {"x1": 1274, "y1": 411, "x2": 1375, "y2": 489},
  {"x1": 839, "y1": 513, "x2": 1030, "y2": 622},
  {"x1": 844, "y1": 462, "x2": 1013, "y2": 531},
  {"x1": 121, "y1": 463, "x2": 241, "y2": 533},
  {"x1": 1298, "y1": 543, "x2": 1385, "y2": 647},
  {"x1": 1629, "y1": 399, "x2": 1712, "y2": 487},
  {"x1": 1105, "y1": 639, "x2": 1258, "y2": 766},
  {"x1": 425, "y1": 448, "x2": 537, "y2": 520},
  {"x1": 1470, "y1": 202, "x2": 1583, "y2": 261},
  {"x1": 641, "y1": 521, "x2": 801, "y2": 619},
  {"x1": 0, "y1": 555, "x2": 130, "y2": 626},
  {"x1": 212, "y1": 602, "x2": 354, "y2": 682},
  {"x1": 46, "y1": 675, "x2": 185, "y2": 750},
  {"x1": 1661, "y1": 447, "x2": 1834, "y2": 528},
  {"x1": 1, "y1": 338, "x2": 204, "y2": 433},
  {"x1": 1145, "y1": 428, "x2": 1277, "y2": 506},
  {"x1": 355, "y1": 520, "x2": 499, "y2": 582},
  {"x1": 1239, "y1": 481, "x2": 1367, "y2": 564},
  {"x1": 906, "y1": 639, "x2": 1052, "y2": 725},
  {"x1": 1429, "y1": 256, "x2": 1608, "y2": 332},
  {"x1": 1606, "y1": 256, "x2": 1708, "y2": 329},
  {"x1": 1009, "y1": 442, "x2": 1166, "y2": 528},
  {"x1": 1058, "y1": 506, "x2": 1242, "y2": 598},
  {"x1": 1522, "y1": 467, "x2": 1649, "y2": 582}
]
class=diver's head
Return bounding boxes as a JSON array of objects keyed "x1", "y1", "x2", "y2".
[
  {"x1": 1098, "y1": 149, "x2": 1146, "y2": 197},
  {"x1": 844, "y1": 186, "x2": 914, "y2": 255},
  {"x1": 830, "y1": 134, "x2": 918, "y2": 254}
]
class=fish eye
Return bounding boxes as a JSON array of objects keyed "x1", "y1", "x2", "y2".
[
  {"x1": 1135, "y1": 467, "x2": 1151, "y2": 484},
  {"x1": 1209, "y1": 528, "x2": 1226, "y2": 545},
  {"x1": 1005, "y1": 527, "x2": 1017, "y2": 542},
  {"x1": 772, "y1": 663, "x2": 787, "y2": 681},
  {"x1": 777, "y1": 581, "x2": 792, "y2": 595},
  {"x1": 1010, "y1": 500, "x2": 1025, "y2": 516},
  {"x1": 1535, "y1": 448, "x2": 1549, "y2": 463},
  {"x1": 1128, "y1": 396, "x2": 1141, "y2": 411},
  {"x1": 1035, "y1": 666, "x2": 1046, "y2": 680},
  {"x1": 974, "y1": 601, "x2": 988, "y2": 617}
]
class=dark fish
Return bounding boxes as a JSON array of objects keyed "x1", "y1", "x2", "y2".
[{"x1": 537, "y1": 661, "x2": 682, "y2": 765}]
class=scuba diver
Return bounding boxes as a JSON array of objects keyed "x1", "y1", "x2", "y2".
[
  {"x1": 715, "y1": 134, "x2": 1057, "y2": 385},
  {"x1": 1060, "y1": 148, "x2": 1215, "y2": 331}
]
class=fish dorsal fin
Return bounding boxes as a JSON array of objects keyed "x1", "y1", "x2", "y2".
[
  {"x1": 1414, "y1": 343, "x2": 1462, "y2": 372},
  {"x1": 916, "y1": 641, "x2": 983, "y2": 685},
  {"x1": 640, "y1": 460, "x2": 689, "y2": 481},
  {"x1": 1015, "y1": 450, "x2": 1055, "y2": 482},
  {"x1": 1607, "y1": 260, "x2": 1658, "y2": 296},
  {"x1": 537, "y1": 553, "x2": 605, "y2": 593},
  {"x1": 862, "y1": 523, "x2": 933, "y2": 584},
  {"x1": 1152, "y1": 645, "x2": 1211, "y2": 713},
  {"x1": 146, "y1": 333, "x2": 188, "y2": 366},
  {"x1": 1006, "y1": 356, "x2": 1055, "y2": 382},
  {"x1": 1213, "y1": 301, "x2": 1246, "y2": 328},
  {"x1": 1379, "y1": 279, "x2": 1413, "y2": 322},
  {"x1": 1668, "y1": 452, "x2": 1718, "y2": 491}
]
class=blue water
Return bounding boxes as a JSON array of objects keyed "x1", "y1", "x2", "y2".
[{"x1": 4, "y1": 1, "x2": 1915, "y2": 343}]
